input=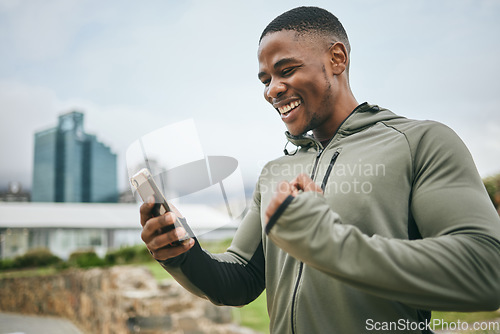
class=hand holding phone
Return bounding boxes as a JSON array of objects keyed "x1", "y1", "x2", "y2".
[{"x1": 131, "y1": 168, "x2": 194, "y2": 248}]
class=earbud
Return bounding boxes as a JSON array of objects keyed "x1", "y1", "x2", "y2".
[{"x1": 283, "y1": 141, "x2": 297, "y2": 156}]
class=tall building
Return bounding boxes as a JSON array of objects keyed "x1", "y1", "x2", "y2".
[{"x1": 32, "y1": 111, "x2": 118, "y2": 203}]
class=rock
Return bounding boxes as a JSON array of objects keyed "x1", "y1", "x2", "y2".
[{"x1": 0, "y1": 265, "x2": 261, "y2": 334}]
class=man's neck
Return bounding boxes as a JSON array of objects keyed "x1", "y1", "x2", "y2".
[
  {"x1": 314, "y1": 101, "x2": 359, "y2": 142},
  {"x1": 320, "y1": 138, "x2": 332, "y2": 148}
]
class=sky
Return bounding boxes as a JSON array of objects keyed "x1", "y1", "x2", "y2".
[{"x1": 1, "y1": 0, "x2": 499, "y2": 193}]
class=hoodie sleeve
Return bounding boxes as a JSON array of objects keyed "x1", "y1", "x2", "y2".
[
  {"x1": 266, "y1": 122, "x2": 500, "y2": 311},
  {"x1": 157, "y1": 184, "x2": 266, "y2": 307}
]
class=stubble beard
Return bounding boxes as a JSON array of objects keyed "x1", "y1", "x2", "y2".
[{"x1": 301, "y1": 67, "x2": 333, "y2": 137}]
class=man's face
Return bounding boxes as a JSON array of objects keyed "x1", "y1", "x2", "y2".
[{"x1": 258, "y1": 30, "x2": 336, "y2": 137}]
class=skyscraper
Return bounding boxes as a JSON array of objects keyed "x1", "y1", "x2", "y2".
[{"x1": 32, "y1": 111, "x2": 118, "y2": 203}]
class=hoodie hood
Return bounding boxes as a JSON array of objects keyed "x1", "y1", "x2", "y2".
[{"x1": 285, "y1": 103, "x2": 405, "y2": 148}]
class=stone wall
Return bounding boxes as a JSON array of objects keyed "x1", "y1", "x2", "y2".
[{"x1": 0, "y1": 266, "x2": 260, "y2": 334}]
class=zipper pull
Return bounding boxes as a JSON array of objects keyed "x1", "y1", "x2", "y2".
[
  {"x1": 310, "y1": 149, "x2": 324, "y2": 180},
  {"x1": 321, "y1": 151, "x2": 340, "y2": 191}
]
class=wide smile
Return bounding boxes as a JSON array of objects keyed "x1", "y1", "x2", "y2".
[{"x1": 277, "y1": 100, "x2": 302, "y2": 119}]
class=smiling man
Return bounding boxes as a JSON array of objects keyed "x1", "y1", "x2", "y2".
[
  {"x1": 257, "y1": 21, "x2": 357, "y2": 143},
  {"x1": 139, "y1": 6, "x2": 500, "y2": 334}
]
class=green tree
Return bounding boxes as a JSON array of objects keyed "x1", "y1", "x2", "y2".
[{"x1": 483, "y1": 173, "x2": 500, "y2": 210}]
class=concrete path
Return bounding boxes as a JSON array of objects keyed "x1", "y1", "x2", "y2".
[{"x1": 0, "y1": 313, "x2": 83, "y2": 334}]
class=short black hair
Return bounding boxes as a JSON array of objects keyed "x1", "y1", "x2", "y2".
[{"x1": 259, "y1": 6, "x2": 350, "y2": 53}]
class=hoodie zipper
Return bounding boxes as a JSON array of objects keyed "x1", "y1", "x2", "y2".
[
  {"x1": 320, "y1": 151, "x2": 340, "y2": 191},
  {"x1": 290, "y1": 148, "x2": 323, "y2": 334},
  {"x1": 310, "y1": 148, "x2": 323, "y2": 180},
  {"x1": 290, "y1": 147, "x2": 339, "y2": 334}
]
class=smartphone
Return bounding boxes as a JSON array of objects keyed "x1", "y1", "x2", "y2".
[{"x1": 130, "y1": 168, "x2": 192, "y2": 246}]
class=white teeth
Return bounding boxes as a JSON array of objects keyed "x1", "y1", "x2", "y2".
[{"x1": 278, "y1": 100, "x2": 301, "y2": 114}]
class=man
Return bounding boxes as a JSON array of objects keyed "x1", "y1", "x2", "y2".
[{"x1": 140, "y1": 6, "x2": 500, "y2": 333}]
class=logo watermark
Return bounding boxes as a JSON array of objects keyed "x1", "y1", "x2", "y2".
[
  {"x1": 126, "y1": 119, "x2": 247, "y2": 238},
  {"x1": 258, "y1": 159, "x2": 386, "y2": 195},
  {"x1": 365, "y1": 318, "x2": 500, "y2": 332}
]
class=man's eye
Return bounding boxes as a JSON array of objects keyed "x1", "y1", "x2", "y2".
[
  {"x1": 262, "y1": 79, "x2": 270, "y2": 86},
  {"x1": 282, "y1": 67, "x2": 296, "y2": 76}
]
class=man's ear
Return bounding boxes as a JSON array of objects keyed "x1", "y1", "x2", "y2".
[{"x1": 329, "y1": 42, "x2": 348, "y2": 75}]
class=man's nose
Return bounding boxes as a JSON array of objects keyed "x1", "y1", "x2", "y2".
[{"x1": 266, "y1": 79, "x2": 286, "y2": 100}]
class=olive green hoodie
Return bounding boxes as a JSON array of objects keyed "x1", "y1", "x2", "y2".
[{"x1": 160, "y1": 103, "x2": 500, "y2": 334}]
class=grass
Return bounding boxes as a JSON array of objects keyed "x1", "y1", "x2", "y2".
[
  {"x1": 142, "y1": 260, "x2": 172, "y2": 280},
  {"x1": 234, "y1": 292, "x2": 270, "y2": 334},
  {"x1": 202, "y1": 237, "x2": 233, "y2": 253},
  {"x1": 431, "y1": 310, "x2": 500, "y2": 332},
  {"x1": 0, "y1": 266, "x2": 59, "y2": 279},
  {"x1": 432, "y1": 310, "x2": 500, "y2": 324}
]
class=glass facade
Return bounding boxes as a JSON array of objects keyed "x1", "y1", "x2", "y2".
[
  {"x1": 32, "y1": 128, "x2": 58, "y2": 202},
  {"x1": 83, "y1": 135, "x2": 118, "y2": 202},
  {"x1": 32, "y1": 111, "x2": 118, "y2": 203}
]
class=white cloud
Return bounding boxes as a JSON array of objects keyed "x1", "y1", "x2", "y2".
[
  {"x1": 0, "y1": 81, "x2": 60, "y2": 189},
  {"x1": 1, "y1": 0, "x2": 87, "y2": 61}
]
